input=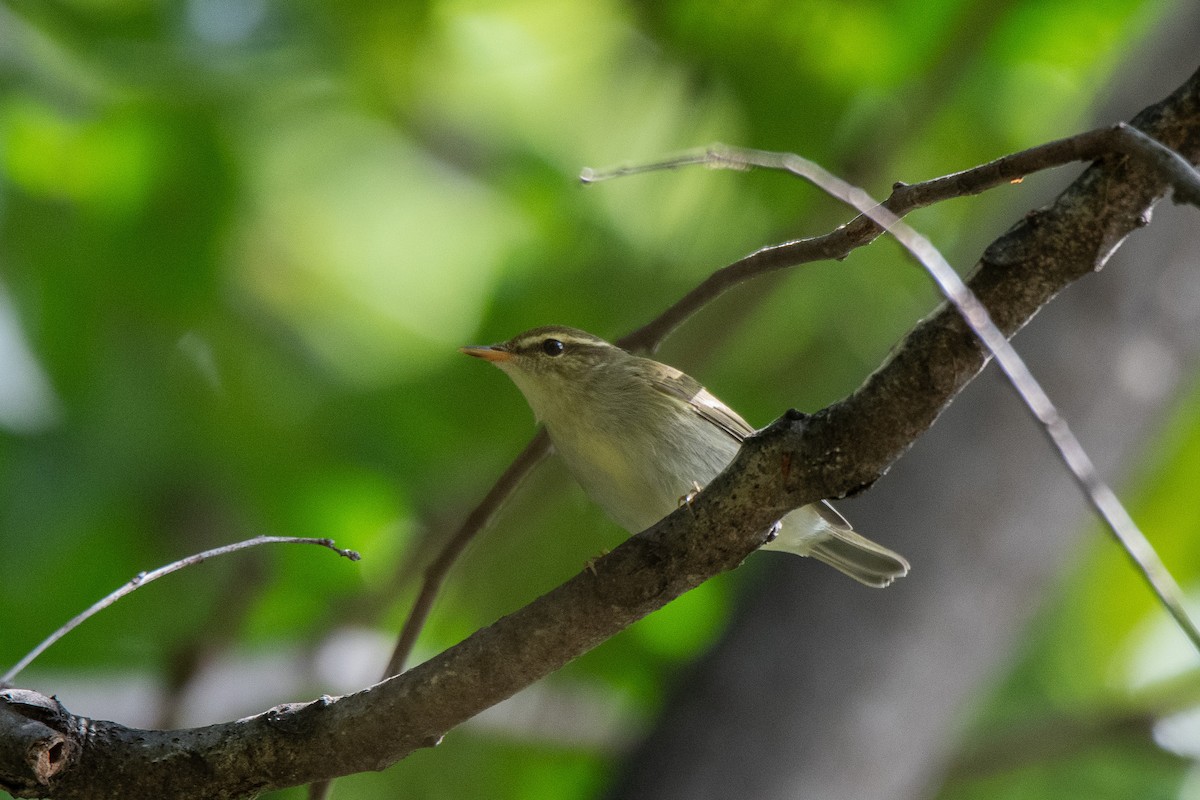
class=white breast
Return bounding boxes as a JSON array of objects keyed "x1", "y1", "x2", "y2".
[{"x1": 546, "y1": 406, "x2": 739, "y2": 535}]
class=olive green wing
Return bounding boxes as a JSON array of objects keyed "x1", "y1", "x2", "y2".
[{"x1": 645, "y1": 362, "x2": 755, "y2": 444}]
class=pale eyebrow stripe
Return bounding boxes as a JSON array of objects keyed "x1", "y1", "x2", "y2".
[{"x1": 510, "y1": 335, "x2": 608, "y2": 354}]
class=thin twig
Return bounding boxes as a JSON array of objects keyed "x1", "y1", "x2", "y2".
[
  {"x1": 1111, "y1": 122, "x2": 1200, "y2": 207},
  {"x1": 610, "y1": 128, "x2": 1124, "y2": 351},
  {"x1": 382, "y1": 429, "x2": 552, "y2": 677},
  {"x1": 682, "y1": 144, "x2": 1200, "y2": 654},
  {"x1": 579, "y1": 149, "x2": 742, "y2": 184},
  {"x1": 1, "y1": 536, "x2": 360, "y2": 686},
  {"x1": 600, "y1": 124, "x2": 1200, "y2": 352}
]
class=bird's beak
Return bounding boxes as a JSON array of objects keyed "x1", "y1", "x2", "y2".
[{"x1": 459, "y1": 345, "x2": 512, "y2": 363}]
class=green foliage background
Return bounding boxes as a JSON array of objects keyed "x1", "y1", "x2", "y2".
[{"x1": 1, "y1": 0, "x2": 1197, "y2": 798}]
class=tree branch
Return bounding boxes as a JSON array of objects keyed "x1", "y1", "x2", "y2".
[
  {"x1": 611, "y1": 123, "x2": 1185, "y2": 353},
  {"x1": 2, "y1": 64, "x2": 1197, "y2": 800}
]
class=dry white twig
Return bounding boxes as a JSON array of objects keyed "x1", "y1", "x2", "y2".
[{"x1": 2, "y1": 536, "x2": 360, "y2": 686}]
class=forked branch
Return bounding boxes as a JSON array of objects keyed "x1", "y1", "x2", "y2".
[{"x1": 4, "y1": 64, "x2": 1198, "y2": 800}]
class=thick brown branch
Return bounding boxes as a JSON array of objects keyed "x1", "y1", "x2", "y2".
[{"x1": 2, "y1": 66, "x2": 1197, "y2": 800}]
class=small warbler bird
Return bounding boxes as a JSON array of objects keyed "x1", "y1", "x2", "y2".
[{"x1": 462, "y1": 325, "x2": 909, "y2": 587}]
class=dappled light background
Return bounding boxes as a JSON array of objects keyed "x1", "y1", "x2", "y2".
[{"x1": 1, "y1": 1, "x2": 1199, "y2": 798}]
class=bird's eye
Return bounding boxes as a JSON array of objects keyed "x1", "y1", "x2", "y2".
[{"x1": 541, "y1": 338, "x2": 565, "y2": 356}]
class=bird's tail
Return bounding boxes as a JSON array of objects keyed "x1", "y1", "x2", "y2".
[
  {"x1": 808, "y1": 528, "x2": 910, "y2": 588},
  {"x1": 770, "y1": 501, "x2": 910, "y2": 588}
]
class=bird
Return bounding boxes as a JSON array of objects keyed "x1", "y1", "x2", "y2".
[{"x1": 461, "y1": 325, "x2": 909, "y2": 587}]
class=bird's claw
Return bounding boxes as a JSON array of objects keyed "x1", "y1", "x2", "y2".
[
  {"x1": 677, "y1": 482, "x2": 704, "y2": 515},
  {"x1": 584, "y1": 548, "x2": 611, "y2": 576}
]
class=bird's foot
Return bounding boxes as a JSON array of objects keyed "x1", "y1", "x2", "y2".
[
  {"x1": 677, "y1": 482, "x2": 704, "y2": 515},
  {"x1": 584, "y1": 548, "x2": 611, "y2": 576}
]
